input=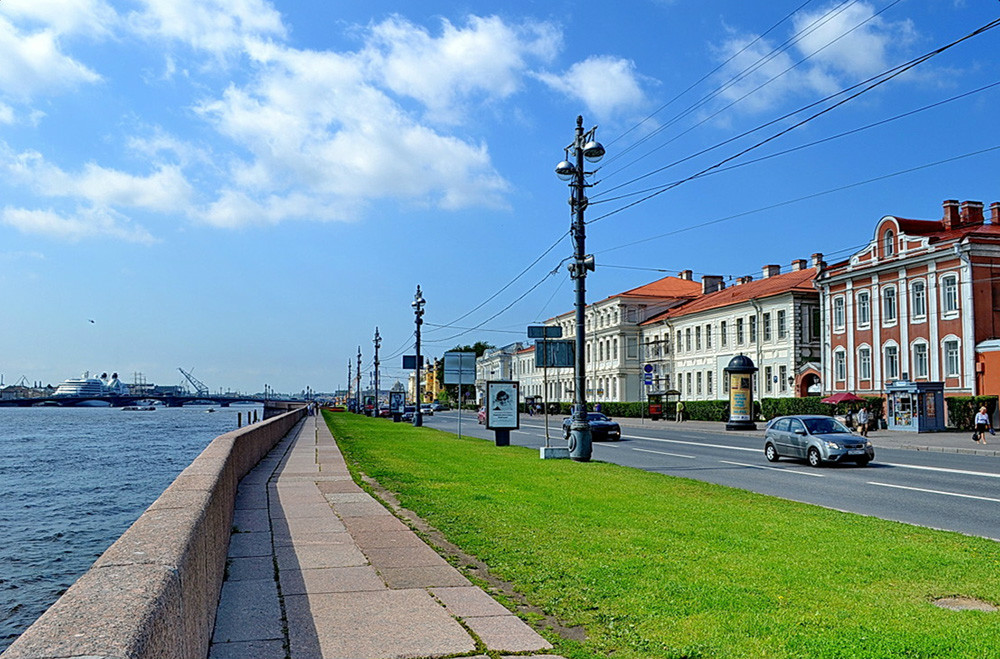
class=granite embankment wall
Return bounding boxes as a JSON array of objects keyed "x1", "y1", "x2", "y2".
[{"x1": 2, "y1": 406, "x2": 308, "y2": 659}]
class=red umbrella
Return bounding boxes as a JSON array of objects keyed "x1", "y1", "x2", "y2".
[{"x1": 821, "y1": 392, "x2": 865, "y2": 404}]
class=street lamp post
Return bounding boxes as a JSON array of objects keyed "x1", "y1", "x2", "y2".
[
  {"x1": 412, "y1": 285, "x2": 426, "y2": 427},
  {"x1": 555, "y1": 115, "x2": 605, "y2": 462}
]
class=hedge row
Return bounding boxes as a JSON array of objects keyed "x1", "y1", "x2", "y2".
[{"x1": 944, "y1": 396, "x2": 998, "y2": 431}]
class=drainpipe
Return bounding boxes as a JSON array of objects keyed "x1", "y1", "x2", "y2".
[{"x1": 750, "y1": 298, "x2": 763, "y2": 393}]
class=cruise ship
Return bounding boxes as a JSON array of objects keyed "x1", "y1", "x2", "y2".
[{"x1": 53, "y1": 372, "x2": 130, "y2": 397}]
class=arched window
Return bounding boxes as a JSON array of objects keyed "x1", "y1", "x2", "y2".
[
  {"x1": 834, "y1": 349, "x2": 847, "y2": 381},
  {"x1": 941, "y1": 274, "x2": 959, "y2": 315},
  {"x1": 882, "y1": 286, "x2": 897, "y2": 324},
  {"x1": 883, "y1": 229, "x2": 895, "y2": 257},
  {"x1": 911, "y1": 281, "x2": 927, "y2": 320}
]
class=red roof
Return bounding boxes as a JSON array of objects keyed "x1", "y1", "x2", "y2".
[
  {"x1": 642, "y1": 268, "x2": 818, "y2": 323},
  {"x1": 606, "y1": 275, "x2": 702, "y2": 301}
]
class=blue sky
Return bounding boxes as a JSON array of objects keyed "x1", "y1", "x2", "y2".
[{"x1": 1, "y1": 0, "x2": 998, "y2": 395}]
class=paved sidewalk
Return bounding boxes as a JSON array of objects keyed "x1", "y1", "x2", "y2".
[
  {"x1": 209, "y1": 414, "x2": 562, "y2": 659},
  {"x1": 616, "y1": 416, "x2": 1000, "y2": 456}
]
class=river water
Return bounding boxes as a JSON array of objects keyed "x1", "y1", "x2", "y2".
[{"x1": 0, "y1": 404, "x2": 262, "y2": 651}]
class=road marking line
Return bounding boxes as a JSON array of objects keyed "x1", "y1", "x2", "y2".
[
  {"x1": 868, "y1": 481, "x2": 1000, "y2": 503},
  {"x1": 878, "y1": 462, "x2": 1000, "y2": 479},
  {"x1": 720, "y1": 460, "x2": 825, "y2": 477},
  {"x1": 628, "y1": 434, "x2": 759, "y2": 453},
  {"x1": 633, "y1": 448, "x2": 696, "y2": 459}
]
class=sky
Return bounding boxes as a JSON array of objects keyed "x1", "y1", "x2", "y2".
[{"x1": 1, "y1": 0, "x2": 998, "y2": 396}]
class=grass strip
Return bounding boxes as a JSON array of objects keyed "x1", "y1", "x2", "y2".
[{"x1": 324, "y1": 411, "x2": 1000, "y2": 659}]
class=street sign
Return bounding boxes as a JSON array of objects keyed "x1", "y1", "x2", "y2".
[
  {"x1": 402, "y1": 355, "x2": 417, "y2": 369},
  {"x1": 443, "y1": 351, "x2": 476, "y2": 385},
  {"x1": 643, "y1": 364, "x2": 654, "y2": 373},
  {"x1": 527, "y1": 325, "x2": 563, "y2": 339},
  {"x1": 535, "y1": 339, "x2": 575, "y2": 368}
]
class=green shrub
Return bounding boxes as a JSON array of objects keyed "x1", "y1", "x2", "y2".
[{"x1": 945, "y1": 395, "x2": 998, "y2": 430}]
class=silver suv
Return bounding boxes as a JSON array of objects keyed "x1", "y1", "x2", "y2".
[{"x1": 764, "y1": 415, "x2": 874, "y2": 467}]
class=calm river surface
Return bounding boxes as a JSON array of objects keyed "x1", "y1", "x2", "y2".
[{"x1": 0, "y1": 404, "x2": 262, "y2": 651}]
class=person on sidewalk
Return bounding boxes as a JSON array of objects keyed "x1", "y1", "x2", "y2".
[
  {"x1": 856, "y1": 406, "x2": 869, "y2": 437},
  {"x1": 676, "y1": 400, "x2": 685, "y2": 422},
  {"x1": 974, "y1": 406, "x2": 991, "y2": 445}
]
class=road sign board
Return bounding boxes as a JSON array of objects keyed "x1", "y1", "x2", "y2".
[
  {"x1": 443, "y1": 351, "x2": 476, "y2": 385},
  {"x1": 402, "y1": 355, "x2": 417, "y2": 369},
  {"x1": 535, "y1": 339, "x2": 575, "y2": 368},
  {"x1": 527, "y1": 325, "x2": 563, "y2": 339},
  {"x1": 643, "y1": 364, "x2": 654, "y2": 373}
]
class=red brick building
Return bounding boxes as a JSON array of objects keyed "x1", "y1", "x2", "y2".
[{"x1": 816, "y1": 199, "x2": 1000, "y2": 405}]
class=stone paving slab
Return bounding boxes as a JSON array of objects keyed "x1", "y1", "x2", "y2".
[{"x1": 209, "y1": 413, "x2": 564, "y2": 659}]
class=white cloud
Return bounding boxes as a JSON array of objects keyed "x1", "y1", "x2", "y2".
[
  {"x1": 1, "y1": 207, "x2": 155, "y2": 244},
  {"x1": 128, "y1": 0, "x2": 286, "y2": 56},
  {"x1": 711, "y1": 2, "x2": 917, "y2": 115},
  {"x1": 1, "y1": 0, "x2": 118, "y2": 38},
  {"x1": 364, "y1": 15, "x2": 561, "y2": 123},
  {"x1": 0, "y1": 102, "x2": 13, "y2": 124},
  {"x1": 536, "y1": 55, "x2": 648, "y2": 119},
  {"x1": 193, "y1": 39, "x2": 511, "y2": 227},
  {"x1": 0, "y1": 16, "x2": 101, "y2": 99}
]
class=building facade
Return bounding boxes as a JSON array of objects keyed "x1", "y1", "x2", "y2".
[{"x1": 816, "y1": 199, "x2": 1000, "y2": 401}]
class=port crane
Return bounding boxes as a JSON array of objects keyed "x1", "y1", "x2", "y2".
[{"x1": 177, "y1": 367, "x2": 210, "y2": 397}]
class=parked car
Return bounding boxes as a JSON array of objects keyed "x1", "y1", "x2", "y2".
[
  {"x1": 764, "y1": 415, "x2": 874, "y2": 467},
  {"x1": 378, "y1": 405, "x2": 391, "y2": 418},
  {"x1": 401, "y1": 405, "x2": 415, "y2": 422},
  {"x1": 562, "y1": 412, "x2": 622, "y2": 441},
  {"x1": 420, "y1": 404, "x2": 434, "y2": 416},
  {"x1": 477, "y1": 407, "x2": 486, "y2": 424},
  {"x1": 430, "y1": 402, "x2": 449, "y2": 411}
]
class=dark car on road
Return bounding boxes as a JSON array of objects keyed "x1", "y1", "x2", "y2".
[
  {"x1": 764, "y1": 414, "x2": 874, "y2": 467},
  {"x1": 562, "y1": 412, "x2": 622, "y2": 441}
]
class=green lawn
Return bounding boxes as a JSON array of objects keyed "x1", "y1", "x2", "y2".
[{"x1": 323, "y1": 412, "x2": 1000, "y2": 659}]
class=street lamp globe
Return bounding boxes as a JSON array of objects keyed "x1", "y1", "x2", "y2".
[
  {"x1": 554, "y1": 160, "x2": 577, "y2": 180},
  {"x1": 582, "y1": 140, "x2": 605, "y2": 162}
]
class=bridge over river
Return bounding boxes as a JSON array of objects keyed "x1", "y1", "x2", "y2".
[{"x1": 0, "y1": 394, "x2": 299, "y2": 408}]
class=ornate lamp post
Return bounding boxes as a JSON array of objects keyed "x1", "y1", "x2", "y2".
[
  {"x1": 412, "y1": 285, "x2": 426, "y2": 427},
  {"x1": 555, "y1": 115, "x2": 605, "y2": 462}
]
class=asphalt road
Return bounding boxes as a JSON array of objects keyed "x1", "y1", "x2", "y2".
[{"x1": 420, "y1": 411, "x2": 1000, "y2": 541}]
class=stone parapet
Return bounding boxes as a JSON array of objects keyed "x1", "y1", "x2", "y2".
[{"x1": 2, "y1": 406, "x2": 308, "y2": 659}]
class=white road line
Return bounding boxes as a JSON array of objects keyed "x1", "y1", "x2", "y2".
[
  {"x1": 878, "y1": 462, "x2": 1000, "y2": 479},
  {"x1": 869, "y1": 481, "x2": 1000, "y2": 503},
  {"x1": 628, "y1": 434, "x2": 760, "y2": 453},
  {"x1": 633, "y1": 447, "x2": 696, "y2": 459},
  {"x1": 720, "y1": 460, "x2": 825, "y2": 477}
]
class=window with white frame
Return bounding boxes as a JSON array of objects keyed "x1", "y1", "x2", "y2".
[
  {"x1": 695, "y1": 326, "x2": 701, "y2": 351},
  {"x1": 764, "y1": 366, "x2": 773, "y2": 393},
  {"x1": 882, "y1": 286, "x2": 897, "y2": 324},
  {"x1": 884, "y1": 229, "x2": 895, "y2": 257},
  {"x1": 686, "y1": 372, "x2": 692, "y2": 395},
  {"x1": 626, "y1": 336, "x2": 638, "y2": 360},
  {"x1": 884, "y1": 344, "x2": 899, "y2": 379},
  {"x1": 941, "y1": 274, "x2": 959, "y2": 315},
  {"x1": 834, "y1": 349, "x2": 846, "y2": 381},
  {"x1": 833, "y1": 296, "x2": 846, "y2": 330},
  {"x1": 777, "y1": 309, "x2": 787, "y2": 339},
  {"x1": 676, "y1": 330, "x2": 682, "y2": 354},
  {"x1": 750, "y1": 316, "x2": 757, "y2": 342},
  {"x1": 685, "y1": 328, "x2": 692, "y2": 351},
  {"x1": 707, "y1": 371, "x2": 713, "y2": 396},
  {"x1": 912, "y1": 342, "x2": 928, "y2": 379},
  {"x1": 944, "y1": 338, "x2": 960, "y2": 377},
  {"x1": 720, "y1": 320, "x2": 728, "y2": 346},
  {"x1": 911, "y1": 280, "x2": 927, "y2": 320},
  {"x1": 856, "y1": 291, "x2": 870, "y2": 327},
  {"x1": 696, "y1": 372, "x2": 702, "y2": 396},
  {"x1": 736, "y1": 318, "x2": 744, "y2": 344},
  {"x1": 763, "y1": 313, "x2": 772, "y2": 341},
  {"x1": 705, "y1": 324, "x2": 712, "y2": 349},
  {"x1": 779, "y1": 365, "x2": 787, "y2": 392},
  {"x1": 858, "y1": 346, "x2": 871, "y2": 381}
]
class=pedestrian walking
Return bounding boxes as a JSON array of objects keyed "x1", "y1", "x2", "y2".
[
  {"x1": 856, "y1": 406, "x2": 869, "y2": 437},
  {"x1": 974, "y1": 406, "x2": 991, "y2": 445},
  {"x1": 676, "y1": 400, "x2": 685, "y2": 422}
]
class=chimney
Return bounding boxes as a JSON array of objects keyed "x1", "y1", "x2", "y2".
[
  {"x1": 762, "y1": 264, "x2": 781, "y2": 278},
  {"x1": 960, "y1": 200, "x2": 985, "y2": 226},
  {"x1": 942, "y1": 199, "x2": 960, "y2": 229},
  {"x1": 678, "y1": 269, "x2": 693, "y2": 281},
  {"x1": 811, "y1": 253, "x2": 824, "y2": 269},
  {"x1": 790, "y1": 259, "x2": 808, "y2": 271},
  {"x1": 990, "y1": 202, "x2": 1000, "y2": 225},
  {"x1": 701, "y1": 275, "x2": 725, "y2": 295}
]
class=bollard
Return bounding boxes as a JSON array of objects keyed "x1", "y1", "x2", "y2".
[{"x1": 238, "y1": 412, "x2": 242, "y2": 428}]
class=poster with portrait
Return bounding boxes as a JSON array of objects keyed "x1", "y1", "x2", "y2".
[
  {"x1": 389, "y1": 391, "x2": 405, "y2": 414},
  {"x1": 486, "y1": 381, "x2": 519, "y2": 430}
]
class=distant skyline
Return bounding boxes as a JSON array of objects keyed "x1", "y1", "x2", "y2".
[{"x1": 1, "y1": 1, "x2": 998, "y2": 394}]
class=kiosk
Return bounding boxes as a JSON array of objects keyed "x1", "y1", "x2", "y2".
[
  {"x1": 647, "y1": 389, "x2": 680, "y2": 421},
  {"x1": 885, "y1": 380, "x2": 945, "y2": 432},
  {"x1": 725, "y1": 355, "x2": 758, "y2": 431}
]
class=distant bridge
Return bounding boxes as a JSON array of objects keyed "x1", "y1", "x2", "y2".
[{"x1": 0, "y1": 394, "x2": 302, "y2": 408}]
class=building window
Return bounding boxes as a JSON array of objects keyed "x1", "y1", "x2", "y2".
[
  {"x1": 777, "y1": 310, "x2": 787, "y2": 339},
  {"x1": 764, "y1": 366, "x2": 773, "y2": 393},
  {"x1": 696, "y1": 372, "x2": 703, "y2": 396},
  {"x1": 695, "y1": 326, "x2": 702, "y2": 351},
  {"x1": 884, "y1": 229, "x2": 895, "y2": 257},
  {"x1": 944, "y1": 339, "x2": 960, "y2": 377},
  {"x1": 736, "y1": 318, "x2": 744, "y2": 344},
  {"x1": 749, "y1": 316, "x2": 757, "y2": 343},
  {"x1": 834, "y1": 350, "x2": 846, "y2": 382},
  {"x1": 882, "y1": 286, "x2": 897, "y2": 324},
  {"x1": 833, "y1": 296, "x2": 845, "y2": 330},
  {"x1": 613, "y1": 338, "x2": 618, "y2": 359},
  {"x1": 912, "y1": 342, "x2": 928, "y2": 379},
  {"x1": 884, "y1": 344, "x2": 899, "y2": 380},
  {"x1": 941, "y1": 275, "x2": 959, "y2": 315},
  {"x1": 706, "y1": 324, "x2": 712, "y2": 349},
  {"x1": 858, "y1": 347, "x2": 871, "y2": 381},
  {"x1": 720, "y1": 321, "x2": 728, "y2": 347},
  {"x1": 626, "y1": 337, "x2": 638, "y2": 360},
  {"x1": 911, "y1": 281, "x2": 926, "y2": 320},
  {"x1": 857, "y1": 291, "x2": 870, "y2": 327},
  {"x1": 779, "y1": 365, "x2": 788, "y2": 392},
  {"x1": 686, "y1": 372, "x2": 692, "y2": 396},
  {"x1": 685, "y1": 328, "x2": 692, "y2": 352},
  {"x1": 707, "y1": 371, "x2": 713, "y2": 396},
  {"x1": 763, "y1": 313, "x2": 772, "y2": 342},
  {"x1": 676, "y1": 330, "x2": 682, "y2": 354}
]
